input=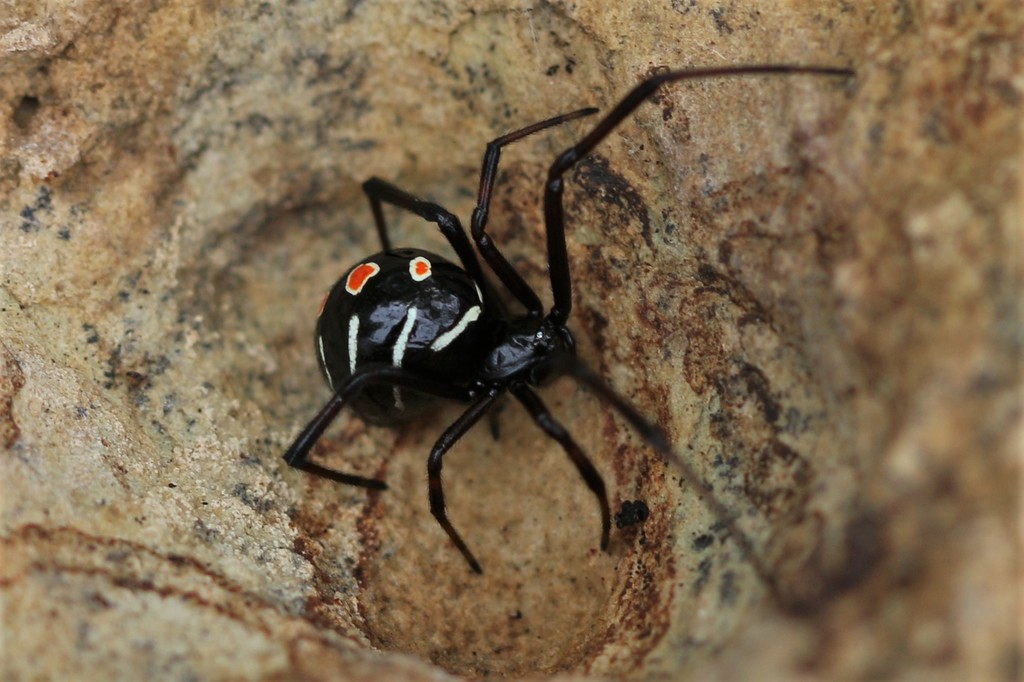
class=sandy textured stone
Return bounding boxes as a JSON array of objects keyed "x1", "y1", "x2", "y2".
[{"x1": 1, "y1": 1, "x2": 1019, "y2": 680}]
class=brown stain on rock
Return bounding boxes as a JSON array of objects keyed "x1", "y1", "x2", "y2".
[
  {"x1": 0, "y1": 345, "x2": 26, "y2": 449},
  {"x1": 3, "y1": 524, "x2": 292, "y2": 638}
]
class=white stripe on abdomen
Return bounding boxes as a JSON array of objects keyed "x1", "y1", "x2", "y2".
[
  {"x1": 391, "y1": 307, "x2": 418, "y2": 410},
  {"x1": 431, "y1": 306, "x2": 482, "y2": 352}
]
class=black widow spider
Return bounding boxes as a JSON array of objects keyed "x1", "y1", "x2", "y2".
[{"x1": 283, "y1": 65, "x2": 853, "y2": 574}]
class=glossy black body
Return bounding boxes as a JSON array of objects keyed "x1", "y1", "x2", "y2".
[
  {"x1": 282, "y1": 64, "x2": 854, "y2": 575},
  {"x1": 317, "y1": 248, "x2": 489, "y2": 423}
]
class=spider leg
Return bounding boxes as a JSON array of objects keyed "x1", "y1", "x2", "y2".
[
  {"x1": 427, "y1": 386, "x2": 504, "y2": 574},
  {"x1": 509, "y1": 382, "x2": 611, "y2": 552},
  {"x1": 283, "y1": 363, "x2": 473, "y2": 489},
  {"x1": 470, "y1": 108, "x2": 599, "y2": 314},
  {"x1": 361, "y1": 178, "x2": 502, "y2": 313},
  {"x1": 561, "y1": 354, "x2": 778, "y2": 591},
  {"x1": 282, "y1": 390, "x2": 383, "y2": 488},
  {"x1": 542, "y1": 64, "x2": 853, "y2": 324}
]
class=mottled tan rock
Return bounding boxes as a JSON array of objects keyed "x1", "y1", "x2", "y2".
[{"x1": 1, "y1": 1, "x2": 1019, "y2": 680}]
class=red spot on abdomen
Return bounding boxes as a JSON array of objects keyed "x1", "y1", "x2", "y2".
[
  {"x1": 345, "y1": 262, "x2": 380, "y2": 295},
  {"x1": 409, "y1": 256, "x2": 432, "y2": 281}
]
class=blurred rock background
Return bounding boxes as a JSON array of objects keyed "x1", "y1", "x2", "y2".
[{"x1": 1, "y1": 1, "x2": 1019, "y2": 680}]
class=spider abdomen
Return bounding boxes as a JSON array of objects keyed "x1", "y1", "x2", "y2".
[{"x1": 316, "y1": 248, "x2": 489, "y2": 423}]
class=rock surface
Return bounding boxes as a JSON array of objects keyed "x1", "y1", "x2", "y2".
[{"x1": 1, "y1": 1, "x2": 1019, "y2": 680}]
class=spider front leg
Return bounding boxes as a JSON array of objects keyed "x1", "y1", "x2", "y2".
[
  {"x1": 542, "y1": 64, "x2": 854, "y2": 323},
  {"x1": 361, "y1": 178, "x2": 501, "y2": 313},
  {"x1": 469, "y1": 108, "x2": 599, "y2": 314},
  {"x1": 561, "y1": 354, "x2": 785, "y2": 593}
]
